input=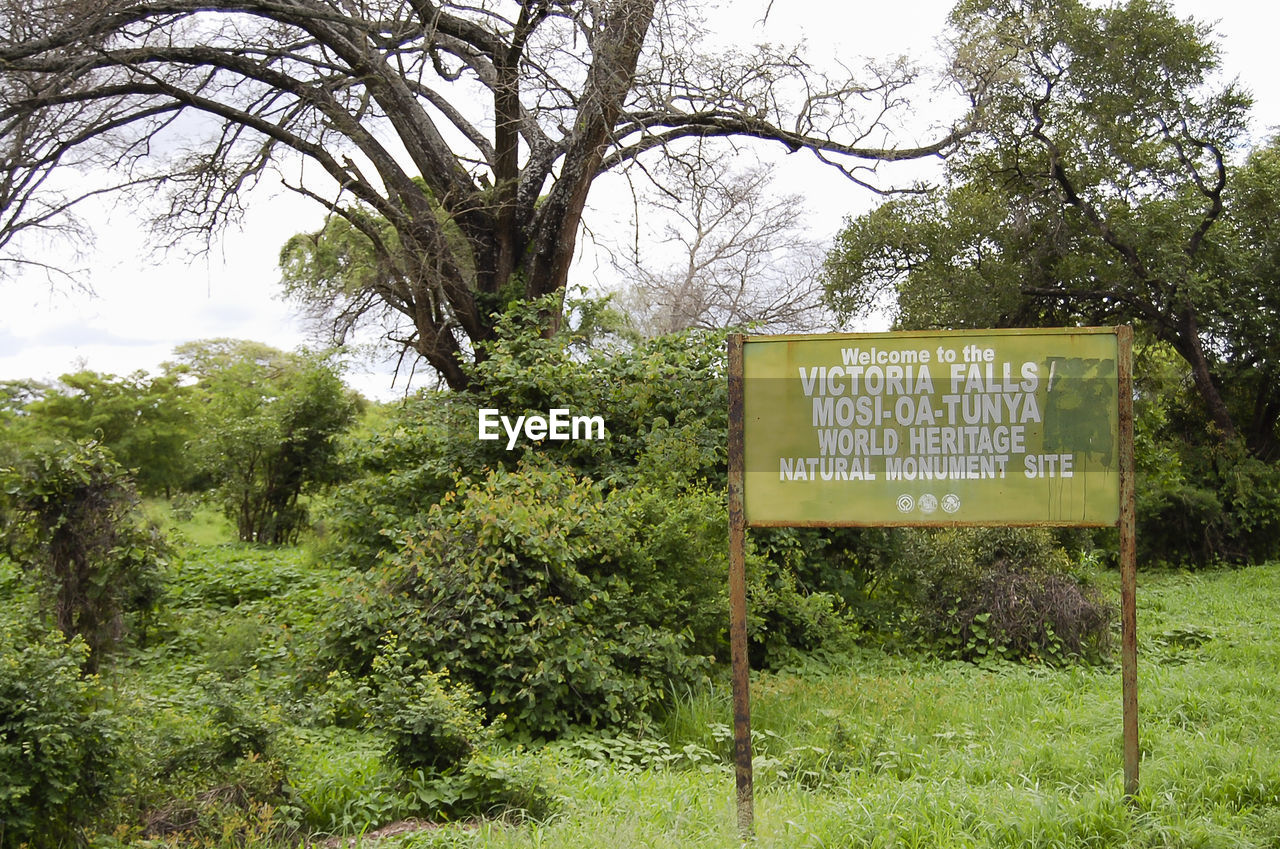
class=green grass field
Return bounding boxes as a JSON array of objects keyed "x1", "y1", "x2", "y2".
[
  {"x1": 12, "y1": 525, "x2": 1280, "y2": 847},
  {"x1": 355, "y1": 563, "x2": 1280, "y2": 849}
]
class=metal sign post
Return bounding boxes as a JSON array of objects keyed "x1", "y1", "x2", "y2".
[
  {"x1": 726, "y1": 327, "x2": 1138, "y2": 835},
  {"x1": 1117, "y1": 326, "x2": 1139, "y2": 797},
  {"x1": 727, "y1": 333, "x2": 754, "y2": 836}
]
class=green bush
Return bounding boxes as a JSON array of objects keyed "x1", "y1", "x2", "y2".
[
  {"x1": 0, "y1": 620, "x2": 119, "y2": 848},
  {"x1": 367, "y1": 636, "x2": 492, "y2": 772},
  {"x1": 1132, "y1": 342, "x2": 1280, "y2": 565},
  {"x1": 176, "y1": 341, "x2": 361, "y2": 545},
  {"x1": 134, "y1": 752, "x2": 291, "y2": 845},
  {"x1": 405, "y1": 749, "x2": 556, "y2": 822},
  {"x1": 1, "y1": 438, "x2": 165, "y2": 671},
  {"x1": 145, "y1": 672, "x2": 283, "y2": 783},
  {"x1": 745, "y1": 547, "x2": 847, "y2": 670},
  {"x1": 283, "y1": 730, "x2": 409, "y2": 835},
  {"x1": 883, "y1": 528, "x2": 1113, "y2": 664},
  {"x1": 1136, "y1": 435, "x2": 1280, "y2": 565},
  {"x1": 327, "y1": 460, "x2": 710, "y2": 738}
]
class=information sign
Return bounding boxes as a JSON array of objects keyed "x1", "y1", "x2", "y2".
[
  {"x1": 725, "y1": 327, "x2": 1138, "y2": 837},
  {"x1": 741, "y1": 328, "x2": 1121, "y2": 526}
]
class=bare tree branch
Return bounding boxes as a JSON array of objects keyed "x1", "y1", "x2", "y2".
[{"x1": 1, "y1": 0, "x2": 967, "y2": 387}]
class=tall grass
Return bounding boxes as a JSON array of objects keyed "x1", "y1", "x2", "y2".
[
  {"x1": 99, "y1": 508, "x2": 1280, "y2": 847},
  {"x1": 376, "y1": 564, "x2": 1280, "y2": 848}
]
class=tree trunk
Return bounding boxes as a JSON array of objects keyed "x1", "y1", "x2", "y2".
[
  {"x1": 1171, "y1": 310, "x2": 1238, "y2": 442},
  {"x1": 525, "y1": 0, "x2": 658, "y2": 313}
]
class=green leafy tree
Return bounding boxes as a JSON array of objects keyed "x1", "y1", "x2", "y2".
[
  {"x1": 823, "y1": 0, "x2": 1271, "y2": 454},
  {"x1": 1, "y1": 439, "x2": 165, "y2": 672},
  {"x1": 1208, "y1": 137, "x2": 1280, "y2": 460},
  {"x1": 175, "y1": 340, "x2": 361, "y2": 544},
  {"x1": 0, "y1": 617, "x2": 119, "y2": 849},
  {"x1": 0, "y1": 379, "x2": 44, "y2": 418},
  {"x1": 22, "y1": 370, "x2": 196, "y2": 497}
]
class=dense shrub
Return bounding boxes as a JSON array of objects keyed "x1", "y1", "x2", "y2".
[
  {"x1": 883, "y1": 528, "x2": 1114, "y2": 664},
  {"x1": 1136, "y1": 435, "x2": 1280, "y2": 566},
  {"x1": 366, "y1": 636, "x2": 492, "y2": 771},
  {"x1": 178, "y1": 341, "x2": 361, "y2": 545},
  {"x1": 1133, "y1": 342, "x2": 1280, "y2": 565},
  {"x1": 136, "y1": 753, "x2": 290, "y2": 845},
  {"x1": 327, "y1": 460, "x2": 711, "y2": 738},
  {"x1": 0, "y1": 619, "x2": 119, "y2": 848},
  {"x1": 0, "y1": 439, "x2": 165, "y2": 671},
  {"x1": 115, "y1": 663, "x2": 298, "y2": 844},
  {"x1": 943, "y1": 562, "x2": 1113, "y2": 662}
]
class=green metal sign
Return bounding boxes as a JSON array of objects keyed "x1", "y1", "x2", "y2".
[
  {"x1": 726, "y1": 328, "x2": 1138, "y2": 836},
  {"x1": 741, "y1": 328, "x2": 1121, "y2": 526}
]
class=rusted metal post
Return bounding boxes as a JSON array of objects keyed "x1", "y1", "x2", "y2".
[
  {"x1": 1117, "y1": 325, "x2": 1139, "y2": 798},
  {"x1": 727, "y1": 333, "x2": 754, "y2": 837}
]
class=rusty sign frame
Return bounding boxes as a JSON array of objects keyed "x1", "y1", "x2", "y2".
[{"x1": 726, "y1": 327, "x2": 1138, "y2": 836}]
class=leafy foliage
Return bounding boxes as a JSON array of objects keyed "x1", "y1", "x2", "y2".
[
  {"x1": 1, "y1": 439, "x2": 165, "y2": 671},
  {"x1": 321, "y1": 300, "x2": 727, "y2": 570},
  {"x1": 0, "y1": 616, "x2": 119, "y2": 849},
  {"x1": 19, "y1": 370, "x2": 197, "y2": 497},
  {"x1": 879, "y1": 528, "x2": 1113, "y2": 664},
  {"x1": 366, "y1": 635, "x2": 493, "y2": 772},
  {"x1": 823, "y1": 0, "x2": 1267, "y2": 447},
  {"x1": 330, "y1": 460, "x2": 711, "y2": 739},
  {"x1": 1133, "y1": 343, "x2": 1280, "y2": 564},
  {"x1": 174, "y1": 340, "x2": 361, "y2": 544},
  {"x1": 318, "y1": 296, "x2": 870, "y2": 741}
]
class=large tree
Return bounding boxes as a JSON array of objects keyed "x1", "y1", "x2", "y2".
[
  {"x1": 0, "y1": 0, "x2": 965, "y2": 388},
  {"x1": 823, "y1": 0, "x2": 1279, "y2": 456}
]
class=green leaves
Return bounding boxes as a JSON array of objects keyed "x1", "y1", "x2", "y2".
[
  {"x1": 367, "y1": 635, "x2": 492, "y2": 772},
  {"x1": 13, "y1": 369, "x2": 196, "y2": 497},
  {"x1": 328, "y1": 458, "x2": 714, "y2": 739},
  {"x1": 0, "y1": 621, "x2": 119, "y2": 848},
  {"x1": 1, "y1": 439, "x2": 166, "y2": 671},
  {"x1": 178, "y1": 341, "x2": 361, "y2": 544}
]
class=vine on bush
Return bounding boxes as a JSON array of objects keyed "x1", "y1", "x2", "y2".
[{"x1": 0, "y1": 620, "x2": 119, "y2": 849}]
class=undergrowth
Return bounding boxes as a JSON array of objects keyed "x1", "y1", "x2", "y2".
[
  {"x1": 358, "y1": 563, "x2": 1280, "y2": 849},
  {"x1": 7, "y1": 536, "x2": 1280, "y2": 847}
]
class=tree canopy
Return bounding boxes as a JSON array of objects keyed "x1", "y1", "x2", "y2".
[
  {"x1": 1, "y1": 0, "x2": 966, "y2": 388},
  {"x1": 823, "y1": 0, "x2": 1278, "y2": 458},
  {"x1": 171, "y1": 339, "x2": 360, "y2": 544},
  {"x1": 19, "y1": 370, "x2": 195, "y2": 496}
]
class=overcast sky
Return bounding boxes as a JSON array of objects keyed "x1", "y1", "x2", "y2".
[{"x1": 1, "y1": 0, "x2": 1276, "y2": 401}]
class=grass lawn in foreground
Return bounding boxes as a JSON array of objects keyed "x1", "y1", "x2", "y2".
[{"x1": 370, "y1": 563, "x2": 1280, "y2": 848}]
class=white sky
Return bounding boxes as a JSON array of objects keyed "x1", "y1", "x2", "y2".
[{"x1": 1, "y1": 0, "x2": 1276, "y2": 401}]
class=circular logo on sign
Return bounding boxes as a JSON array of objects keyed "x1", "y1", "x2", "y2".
[
  {"x1": 896, "y1": 494, "x2": 915, "y2": 514},
  {"x1": 919, "y1": 493, "x2": 938, "y2": 514},
  {"x1": 942, "y1": 493, "x2": 961, "y2": 514}
]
